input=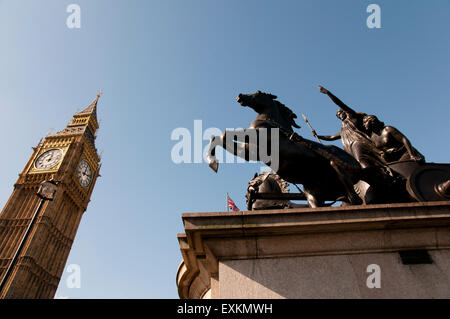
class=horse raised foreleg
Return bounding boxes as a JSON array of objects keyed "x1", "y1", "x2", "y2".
[
  {"x1": 206, "y1": 129, "x2": 259, "y2": 173},
  {"x1": 206, "y1": 135, "x2": 221, "y2": 172},
  {"x1": 223, "y1": 129, "x2": 259, "y2": 162}
]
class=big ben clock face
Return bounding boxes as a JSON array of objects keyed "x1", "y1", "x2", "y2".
[
  {"x1": 35, "y1": 149, "x2": 63, "y2": 170},
  {"x1": 77, "y1": 160, "x2": 92, "y2": 188}
]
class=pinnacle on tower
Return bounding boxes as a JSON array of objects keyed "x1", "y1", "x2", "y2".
[
  {"x1": 76, "y1": 89, "x2": 101, "y2": 123},
  {"x1": 50, "y1": 91, "x2": 101, "y2": 149}
]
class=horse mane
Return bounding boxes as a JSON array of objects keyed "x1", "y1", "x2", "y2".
[
  {"x1": 247, "y1": 172, "x2": 290, "y2": 193},
  {"x1": 274, "y1": 100, "x2": 301, "y2": 129},
  {"x1": 256, "y1": 91, "x2": 301, "y2": 129}
]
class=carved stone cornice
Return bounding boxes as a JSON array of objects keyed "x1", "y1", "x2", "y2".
[{"x1": 177, "y1": 201, "x2": 450, "y2": 299}]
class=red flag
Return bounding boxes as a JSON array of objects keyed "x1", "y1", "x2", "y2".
[{"x1": 227, "y1": 194, "x2": 240, "y2": 212}]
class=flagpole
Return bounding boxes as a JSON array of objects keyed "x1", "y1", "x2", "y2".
[{"x1": 226, "y1": 192, "x2": 229, "y2": 212}]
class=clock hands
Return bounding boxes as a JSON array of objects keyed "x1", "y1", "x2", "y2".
[
  {"x1": 37, "y1": 150, "x2": 62, "y2": 169},
  {"x1": 78, "y1": 162, "x2": 91, "y2": 187},
  {"x1": 77, "y1": 160, "x2": 91, "y2": 187},
  {"x1": 46, "y1": 153, "x2": 54, "y2": 163}
]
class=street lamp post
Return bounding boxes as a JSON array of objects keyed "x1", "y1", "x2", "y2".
[{"x1": 0, "y1": 179, "x2": 59, "y2": 296}]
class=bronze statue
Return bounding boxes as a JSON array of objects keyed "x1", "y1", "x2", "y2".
[
  {"x1": 246, "y1": 172, "x2": 308, "y2": 210},
  {"x1": 207, "y1": 90, "x2": 364, "y2": 207},
  {"x1": 317, "y1": 86, "x2": 387, "y2": 170},
  {"x1": 317, "y1": 86, "x2": 425, "y2": 166},
  {"x1": 206, "y1": 89, "x2": 450, "y2": 208},
  {"x1": 315, "y1": 86, "x2": 412, "y2": 203},
  {"x1": 316, "y1": 86, "x2": 448, "y2": 203},
  {"x1": 362, "y1": 114, "x2": 425, "y2": 163}
]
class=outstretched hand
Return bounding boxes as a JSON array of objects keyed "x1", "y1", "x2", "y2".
[{"x1": 318, "y1": 85, "x2": 328, "y2": 94}]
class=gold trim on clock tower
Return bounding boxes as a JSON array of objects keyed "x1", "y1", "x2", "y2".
[{"x1": 0, "y1": 91, "x2": 102, "y2": 298}]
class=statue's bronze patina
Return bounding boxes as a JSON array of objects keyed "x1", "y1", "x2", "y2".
[
  {"x1": 207, "y1": 88, "x2": 450, "y2": 208},
  {"x1": 246, "y1": 172, "x2": 308, "y2": 210},
  {"x1": 317, "y1": 86, "x2": 386, "y2": 169}
]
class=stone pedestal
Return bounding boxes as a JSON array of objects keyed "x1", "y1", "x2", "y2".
[{"x1": 176, "y1": 201, "x2": 450, "y2": 299}]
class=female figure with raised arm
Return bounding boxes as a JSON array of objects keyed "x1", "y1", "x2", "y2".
[{"x1": 316, "y1": 86, "x2": 386, "y2": 169}]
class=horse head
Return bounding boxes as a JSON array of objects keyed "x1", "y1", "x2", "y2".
[
  {"x1": 236, "y1": 90, "x2": 277, "y2": 111},
  {"x1": 236, "y1": 90, "x2": 301, "y2": 131},
  {"x1": 246, "y1": 172, "x2": 291, "y2": 210}
]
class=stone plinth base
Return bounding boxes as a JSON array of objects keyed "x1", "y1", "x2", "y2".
[{"x1": 176, "y1": 201, "x2": 450, "y2": 299}]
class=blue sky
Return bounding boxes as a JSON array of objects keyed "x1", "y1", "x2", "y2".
[{"x1": 0, "y1": 0, "x2": 449, "y2": 298}]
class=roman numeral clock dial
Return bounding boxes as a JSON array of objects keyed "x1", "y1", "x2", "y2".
[
  {"x1": 35, "y1": 149, "x2": 63, "y2": 170},
  {"x1": 77, "y1": 159, "x2": 92, "y2": 188}
]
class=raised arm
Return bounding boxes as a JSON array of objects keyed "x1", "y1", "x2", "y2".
[
  {"x1": 316, "y1": 132, "x2": 341, "y2": 141},
  {"x1": 318, "y1": 86, "x2": 357, "y2": 115}
]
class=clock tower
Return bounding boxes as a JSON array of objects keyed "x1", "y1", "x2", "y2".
[{"x1": 0, "y1": 92, "x2": 102, "y2": 298}]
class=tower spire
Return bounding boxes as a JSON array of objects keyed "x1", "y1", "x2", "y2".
[
  {"x1": 49, "y1": 91, "x2": 101, "y2": 150},
  {"x1": 76, "y1": 89, "x2": 101, "y2": 121}
]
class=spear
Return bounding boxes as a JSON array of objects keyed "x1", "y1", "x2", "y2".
[{"x1": 302, "y1": 114, "x2": 322, "y2": 144}]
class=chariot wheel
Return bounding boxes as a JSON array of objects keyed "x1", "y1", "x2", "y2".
[{"x1": 406, "y1": 163, "x2": 450, "y2": 202}]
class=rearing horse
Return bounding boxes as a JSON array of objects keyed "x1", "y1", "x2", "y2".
[{"x1": 206, "y1": 91, "x2": 363, "y2": 207}]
